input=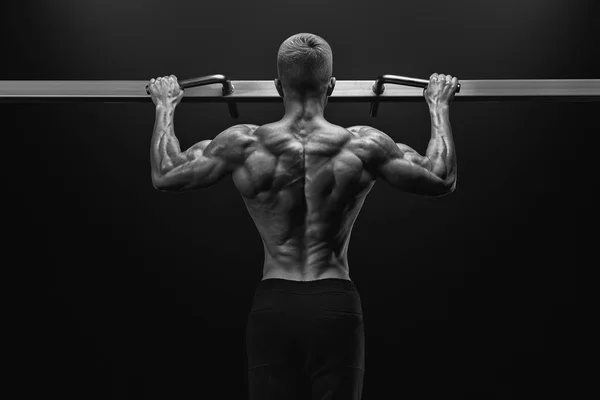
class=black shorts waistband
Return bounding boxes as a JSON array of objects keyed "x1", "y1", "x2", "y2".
[{"x1": 256, "y1": 278, "x2": 357, "y2": 295}]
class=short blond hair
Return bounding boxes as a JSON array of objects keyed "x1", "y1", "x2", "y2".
[{"x1": 277, "y1": 33, "x2": 333, "y2": 94}]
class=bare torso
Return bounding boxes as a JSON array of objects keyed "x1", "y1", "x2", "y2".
[
  {"x1": 231, "y1": 120, "x2": 376, "y2": 281},
  {"x1": 151, "y1": 76, "x2": 457, "y2": 278}
]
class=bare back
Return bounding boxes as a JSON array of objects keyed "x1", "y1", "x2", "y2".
[
  {"x1": 150, "y1": 74, "x2": 457, "y2": 281},
  {"x1": 231, "y1": 121, "x2": 376, "y2": 281}
]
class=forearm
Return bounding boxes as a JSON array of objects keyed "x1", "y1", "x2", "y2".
[
  {"x1": 425, "y1": 105, "x2": 457, "y2": 186},
  {"x1": 150, "y1": 104, "x2": 186, "y2": 179}
]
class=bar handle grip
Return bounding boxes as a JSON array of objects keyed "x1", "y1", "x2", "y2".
[
  {"x1": 372, "y1": 74, "x2": 461, "y2": 95},
  {"x1": 145, "y1": 74, "x2": 235, "y2": 95},
  {"x1": 145, "y1": 74, "x2": 238, "y2": 118},
  {"x1": 370, "y1": 74, "x2": 461, "y2": 117}
]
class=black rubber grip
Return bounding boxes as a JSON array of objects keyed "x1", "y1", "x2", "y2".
[
  {"x1": 370, "y1": 74, "x2": 462, "y2": 117},
  {"x1": 145, "y1": 74, "x2": 234, "y2": 96},
  {"x1": 372, "y1": 74, "x2": 461, "y2": 95}
]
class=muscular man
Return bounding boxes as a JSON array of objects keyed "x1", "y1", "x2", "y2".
[{"x1": 148, "y1": 33, "x2": 458, "y2": 400}]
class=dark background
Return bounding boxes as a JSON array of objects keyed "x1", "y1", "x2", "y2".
[{"x1": 4, "y1": 0, "x2": 594, "y2": 399}]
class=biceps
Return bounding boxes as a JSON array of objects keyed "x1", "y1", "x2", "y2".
[{"x1": 378, "y1": 156, "x2": 450, "y2": 196}]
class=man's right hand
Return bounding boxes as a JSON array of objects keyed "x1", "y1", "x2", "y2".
[{"x1": 424, "y1": 73, "x2": 459, "y2": 108}]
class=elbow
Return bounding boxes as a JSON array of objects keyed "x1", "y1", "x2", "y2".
[
  {"x1": 428, "y1": 162, "x2": 457, "y2": 197},
  {"x1": 152, "y1": 180, "x2": 166, "y2": 192},
  {"x1": 442, "y1": 185, "x2": 456, "y2": 197},
  {"x1": 152, "y1": 160, "x2": 175, "y2": 189},
  {"x1": 437, "y1": 176, "x2": 457, "y2": 197},
  {"x1": 425, "y1": 175, "x2": 456, "y2": 197},
  {"x1": 151, "y1": 173, "x2": 170, "y2": 192},
  {"x1": 151, "y1": 172, "x2": 189, "y2": 192},
  {"x1": 448, "y1": 172, "x2": 458, "y2": 192}
]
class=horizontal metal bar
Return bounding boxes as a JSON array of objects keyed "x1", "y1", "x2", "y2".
[{"x1": 0, "y1": 80, "x2": 599, "y2": 103}]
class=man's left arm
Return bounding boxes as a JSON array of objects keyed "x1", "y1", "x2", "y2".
[{"x1": 148, "y1": 75, "x2": 257, "y2": 192}]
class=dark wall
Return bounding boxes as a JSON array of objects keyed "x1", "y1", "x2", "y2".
[{"x1": 5, "y1": 1, "x2": 594, "y2": 399}]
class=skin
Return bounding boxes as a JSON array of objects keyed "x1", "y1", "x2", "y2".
[{"x1": 148, "y1": 72, "x2": 458, "y2": 281}]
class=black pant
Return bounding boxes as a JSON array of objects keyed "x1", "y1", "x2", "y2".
[{"x1": 246, "y1": 278, "x2": 365, "y2": 400}]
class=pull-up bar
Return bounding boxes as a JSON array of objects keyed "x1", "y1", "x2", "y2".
[{"x1": 1, "y1": 74, "x2": 599, "y2": 118}]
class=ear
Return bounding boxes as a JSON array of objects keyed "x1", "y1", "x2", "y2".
[
  {"x1": 327, "y1": 77, "x2": 336, "y2": 96},
  {"x1": 274, "y1": 78, "x2": 284, "y2": 98}
]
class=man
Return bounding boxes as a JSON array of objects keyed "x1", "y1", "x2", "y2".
[{"x1": 148, "y1": 33, "x2": 458, "y2": 400}]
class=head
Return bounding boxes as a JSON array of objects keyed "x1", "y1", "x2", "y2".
[{"x1": 275, "y1": 33, "x2": 336, "y2": 102}]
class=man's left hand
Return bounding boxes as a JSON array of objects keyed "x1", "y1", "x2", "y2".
[{"x1": 148, "y1": 75, "x2": 184, "y2": 108}]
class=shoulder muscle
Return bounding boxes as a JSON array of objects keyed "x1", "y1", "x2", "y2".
[
  {"x1": 347, "y1": 125, "x2": 430, "y2": 170},
  {"x1": 203, "y1": 124, "x2": 258, "y2": 167}
]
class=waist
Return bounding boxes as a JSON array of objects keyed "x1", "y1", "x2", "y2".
[
  {"x1": 255, "y1": 276, "x2": 358, "y2": 296},
  {"x1": 262, "y1": 262, "x2": 350, "y2": 282}
]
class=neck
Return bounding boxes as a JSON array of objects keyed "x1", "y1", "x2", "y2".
[{"x1": 282, "y1": 93, "x2": 327, "y2": 122}]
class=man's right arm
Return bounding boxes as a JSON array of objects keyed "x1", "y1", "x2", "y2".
[{"x1": 351, "y1": 73, "x2": 458, "y2": 197}]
